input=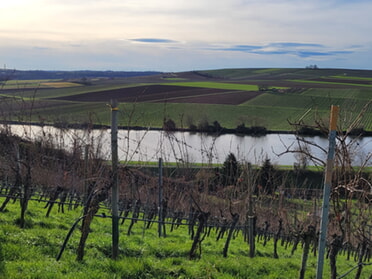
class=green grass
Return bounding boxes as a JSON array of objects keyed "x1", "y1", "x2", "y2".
[
  {"x1": 112, "y1": 102, "x2": 297, "y2": 130},
  {"x1": 1, "y1": 79, "x2": 57, "y2": 90},
  {"x1": 240, "y1": 89, "x2": 372, "y2": 130},
  {"x1": 1, "y1": 197, "x2": 371, "y2": 278},
  {"x1": 244, "y1": 90, "x2": 370, "y2": 113},
  {"x1": 0, "y1": 80, "x2": 83, "y2": 90},
  {"x1": 304, "y1": 88, "x2": 372, "y2": 100},
  {"x1": 40, "y1": 81, "x2": 83, "y2": 88},
  {"x1": 330, "y1": 75, "x2": 372, "y2": 81},
  {"x1": 252, "y1": 68, "x2": 283, "y2": 74},
  {"x1": 198, "y1": 68, "x2": 299, "y2": 79},
  {"x1": 2, "y1": 81, "x2": 150, "y2": 99},
  {"x1": 198, "y1": 68, "x2": 372, "y2": 80},
  {"x1": 19, "y1": 89, "x2": 372, "y2": 131},
  {"x1": 289, "y1": 79, "x2": 372, "y2": 88},
  {"x1": 161, "y1": 78, "x2": 188, "y2": 81}
]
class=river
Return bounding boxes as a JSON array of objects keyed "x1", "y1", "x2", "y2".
[{"x1": 4, "y1": 124, "x2": 372, "y2": 166}]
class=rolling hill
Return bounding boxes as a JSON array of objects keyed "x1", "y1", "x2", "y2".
[{"x1": 1, "y1": 68, "x2": 372, "y2": 132}]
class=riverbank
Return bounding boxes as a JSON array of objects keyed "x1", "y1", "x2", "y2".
[
  {"x1": 2, "y1": 120, "x2": 372, "y2": 138},
  {"x1": 4, "y1": 123, "x2": 372, "y2": 166}
]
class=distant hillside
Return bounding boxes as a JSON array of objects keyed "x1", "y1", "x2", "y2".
[
  {"x1": 1, "y1": 67, "x2": 372, "y2": 131},
  {"x1": 3, "y1": 67, "x2": 372, "y2": 82},
  {"x1": 196, "y1": 68, "x2": 372, "y2": 80},
  {"x1": 0, "y1": 69, "x2": 162, "y2": 81}
]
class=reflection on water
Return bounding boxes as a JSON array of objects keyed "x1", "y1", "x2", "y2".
[{"x1": 4, "y1": 124, "x2": 372, "y2": 166}]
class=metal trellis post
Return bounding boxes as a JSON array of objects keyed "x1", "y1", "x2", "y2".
[
  {"x1": 316, "y1": 105, "x2": 339, "y2": 279},
  {"x1": 158, "y1": 158, "x2": 163, "y2": 237}
]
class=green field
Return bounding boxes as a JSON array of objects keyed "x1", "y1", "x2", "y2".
[
  {"x1": 331, "y1": 75, "x2": 372, "y2": 81},
  {"x1": 1, "y1": 68, "x2": 372, "y2": 131},
  {"x1": 199, "y1": 68, "x2": 294, "y2": 79},
  {"x1": 289, "y1": 79, "x2": 372, "y2": 88},
  {"x1": 0, "y1": 79, "x2": 83, "y2": 90},
  {"x1": 1, "y1": 197, "x2": 371, "y2": 279}
]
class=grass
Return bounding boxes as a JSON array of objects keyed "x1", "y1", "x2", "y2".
[
  {"x1": 289, "y1": 79, "x2": 372, "y2": 88},
  {"x1": 2, "y1": 80, "x2": 149, "y2": 99},
  {"x1": 1, "y1": 197, "x2": 371, "y2": 278},
  {"x1": 252, "y1": 68, "x2": 284, "y2": 74},
  {"x1": 330, "y1": 75, "x2": 372, "y2": 81},
  {"x1": 1, "y1": 80, "x2": 56, "y2": 90},
  {"x1": 22, "y1": 90, "x2": 372, "y2": 131},
  {"x1": 161, "y1": 78, "x2": 188, "y2": 81},
  {"x1": 1, "y1": 80, "x2": 82, "y2": 90},
  {"x1": 304, "y1": 88, "x2": 372, "y2": 100},
  {"x1": 198, "y1": 68, "x2": 297, "y2": 79},
  {"x1": 114, "y1": 102, "x2": 297, "y2": 130},
  {"x1": 40, "y1": 82, "x2": 83, "y2": 88},
  {"x1": 242, "y1": 89, "x2": 372, "y2": 130}
]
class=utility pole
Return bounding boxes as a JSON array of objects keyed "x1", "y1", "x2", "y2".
[
  {"x1": 110, "y1": 99, "x2": 119, "y2": 259},
  {"x1": 316, "y1": 105, "x2": 339, "y2": 279}
]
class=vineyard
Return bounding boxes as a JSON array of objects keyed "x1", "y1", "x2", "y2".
[
  {"x1": 0, "y1": 194, "x2": 371, "y2": 279},
  {"x1": 1, "y1": 68, "x2": 372, "y2": 278},
  {"x1": 0, "y1": 122, "x2": 371, "y2": 278}
]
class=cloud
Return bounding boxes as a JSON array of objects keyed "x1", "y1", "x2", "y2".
[
  {"x1": 221, "y1": 45, "x2": 263, "y2": 52},
  {"x1": 269, "y1": 42, "x2": 325, "y2": 48},
  {"x1": 130, "y1": 38, "x2": 179, "y2": 43},
  {"x1": 212, "y1": 42, "x2": 354, "y2": 59},
  {"x1": 1, "y1": 0, "x2": 371, "y2": 70},
  {"x1": 296, "y1": 51, "x2": 333, "y2": 58},
  {"x1": 297, "y1": 50, "x2": 354, "y2": 58}
]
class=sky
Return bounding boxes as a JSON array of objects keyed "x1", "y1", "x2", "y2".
[{"x1": 1, "y1": 0, "x2": 372, "y2": 72}]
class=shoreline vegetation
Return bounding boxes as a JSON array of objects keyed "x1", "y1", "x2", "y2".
[
  {"x1": 3, "y1": 120, "x2": 372, "y2": 173},
  {"x1": 2, "y1": 120, "x2": 372, "y2": 137}
]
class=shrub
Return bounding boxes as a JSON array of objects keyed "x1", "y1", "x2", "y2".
[
  {"x1": 235, "y1": 124, "x2": 267, "y2": 136},
  {"x1": 297, "y1": 126, "x2": 322, "y2": 136},
  {"x1": 348, "y1": 127, "x2": 366, "y2": 136},
  {"x1": 163, "y1": 118, "x2": 176, "y2": 131}
]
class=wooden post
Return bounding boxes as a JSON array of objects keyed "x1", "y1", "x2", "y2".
[
  {"x1": 83, "y1": 144, "x2": 89, "y2": 205},
  {"x1": 246, "y1": 164, "x2": 255, "y2": 258},
  {"x1": 316, "y1": 105, "x2": 339, "y2": 279},
  {"x1": 110, "y1": 99, "x2": 119, "y2": 259},
  {"x1": 158, "y1": 158, "x2": 163, "y2": 237}
]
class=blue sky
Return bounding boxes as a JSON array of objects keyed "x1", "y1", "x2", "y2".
[{"x1": 1, "y1": 0, "x2": 371, "y2": 72}]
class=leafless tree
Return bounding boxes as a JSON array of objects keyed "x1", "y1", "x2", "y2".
[{"x1": 278, "y1": 102, "x2": 372, "y2": 277}]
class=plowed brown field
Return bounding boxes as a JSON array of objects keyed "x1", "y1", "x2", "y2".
[{"x1": 54, "y1": 85, "x2": 263, "y2": 105}]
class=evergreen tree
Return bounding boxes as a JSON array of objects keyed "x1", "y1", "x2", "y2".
[
  {"x1": 221, "y1": 153, "x2": 239, "y2": 186},
  {"x1": 259, "y1": 158, "x2": 276, "y2": 194}
]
